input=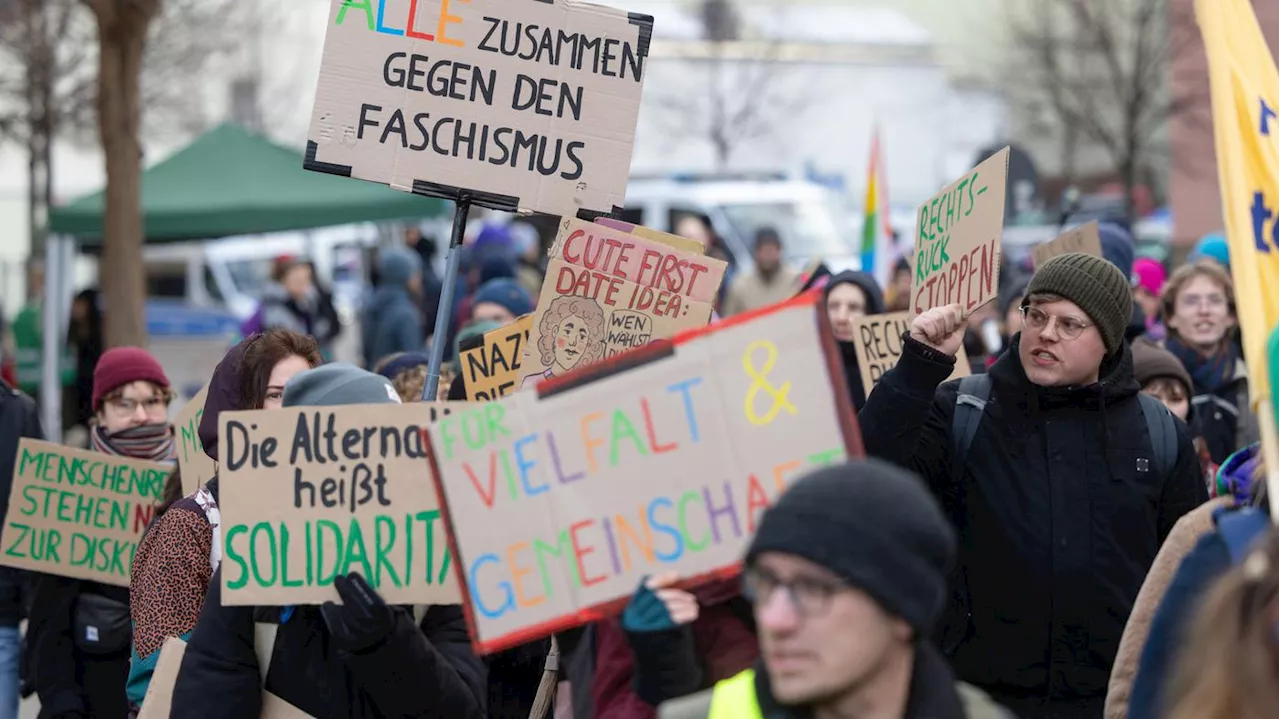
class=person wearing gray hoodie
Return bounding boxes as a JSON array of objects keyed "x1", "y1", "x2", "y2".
[{"x1": 363, "y1": 248, "x2": 425, "y2": 368}]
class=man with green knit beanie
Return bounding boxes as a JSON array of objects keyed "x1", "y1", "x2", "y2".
[{"x1": 857, "y1": 252, "x2": 1206, "y2": 718}]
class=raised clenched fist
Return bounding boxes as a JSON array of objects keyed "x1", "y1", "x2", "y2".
[{"x1": 909, "y1": 304, "x2": 967, "y2": 357}]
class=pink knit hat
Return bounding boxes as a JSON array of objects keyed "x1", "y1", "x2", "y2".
[
  {"x1": 1131, "y1": 257, "x2": 1166, "y2": 296},
  {"x1": 92, "y1": 347, "x2": 170, "y2": 411}
]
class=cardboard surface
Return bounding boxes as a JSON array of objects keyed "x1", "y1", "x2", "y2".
[
  {"x1": 849, "y1": 312, "x2": 969, "y2": 392},
  {"x1": 305, "y1": 0, "x2": 652, "y2": 217},
  {"x1": 520, "y1": 257, "x2": 715, "y2": 388},
  {"x1": 910, "y1": 147, "x2": 1010, "y2": 316},
  {"x1": 518, "y1": 218, "x2": 727, "y2": 388},
  {"x1": 174, "y1": 386, "x2": 215, "y2": 496},
  {"x1": 218, "y1": 402, "x2": 468, "y2": 606},
  {"x1": 548, "y1": 217, "x2": 726, "y2": 304},
  {"x1": 462, "y1": 315, "x2": 534, "y2": 401},
  {"x1": 136, "y1": 637, "x2": 187, "y2": 719},
  {"x1": 0, "y1": 439, "x2": 169, "y2": 586},
  {"x1": 427, "y1": 294, "x2": 864, "y2": 653},
  {"x1": 1031, "y1": 220, "x2": 1103, "y2": 268}
]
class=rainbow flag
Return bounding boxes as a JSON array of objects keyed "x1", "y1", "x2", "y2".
[{"x1": 860, "y1": 128, "x2": 894, "y2": 287}]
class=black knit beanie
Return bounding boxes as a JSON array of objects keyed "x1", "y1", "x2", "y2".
[
  {"x1": 745, "y1": 460, "x2": 956, "y2": 636},
  {"x1": 1023, "y1": 252, "x2": 1133, "y2": 355}
]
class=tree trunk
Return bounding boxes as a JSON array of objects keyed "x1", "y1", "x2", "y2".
[{"x1": 94, "y1": 1, "x2": 155, "y2": 348}]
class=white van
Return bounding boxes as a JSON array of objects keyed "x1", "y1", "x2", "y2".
[{"x1": 621, "y1": 176, "x2": 859, "y2": 272}]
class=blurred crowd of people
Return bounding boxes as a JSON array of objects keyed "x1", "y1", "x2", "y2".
[{"x1": 0, "y1": 212, "x2": 1271, "y2": 719}]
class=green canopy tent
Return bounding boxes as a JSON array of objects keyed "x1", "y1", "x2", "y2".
[
  {"x1": 38, "y1": 123, "x2": 447, "y2": 440},
  {"x1": 50, "y1": 122, "x2": 446, "y2": 240}
]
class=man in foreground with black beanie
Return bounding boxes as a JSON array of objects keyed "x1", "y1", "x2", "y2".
[
  {"x1": 660, "y1": 460, "x2": 1009, "y2": 719},
  {"x1": 857, "y1": 253, "x2": 1206, "y2": 718}
]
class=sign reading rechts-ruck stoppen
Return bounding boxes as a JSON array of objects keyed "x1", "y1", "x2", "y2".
[
  {"x1": 910, "y1": 147, "x2": 1010, "y2": 316},
  {"x1": 0, "y1": 439, "x2": 169, "y2": 586},
  {"x1": 427, "y1": 293, "x2": 865, "y2": 654},
  {"x1": 305, "y1": 0, "x2": 653, "y2": 217},
  {"x1": 219, "y1": 402, "x2": 468, "y2": 606}
]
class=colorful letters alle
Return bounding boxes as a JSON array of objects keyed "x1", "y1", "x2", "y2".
[
  {"x1": 428, "y1": 293, "x2": 864, "y2": 654},
  {"x1": 174, "y1": 386, "x2": 215, "y2": 496},
  {"x1": 519, "y1": 217, "x2": 727, "y2": 390},
  {"x1": 910, "y1": 147, "x2": 1010, "y2": 316},
  {"x1": 218, "y1": 402, "x2": 467, "y2": 606},
  {"x1": 0, "y1": 439, "x2": 168, "y2": 586},
  {"x1": 305, "y1": 0, "x2": 652, "y2": 217}
]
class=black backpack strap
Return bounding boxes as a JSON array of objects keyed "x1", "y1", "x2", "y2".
[
  {"x1": 1137, "y1": 394, "x2": 1177, "y2": 479},
  {"x1": 952, "y1": 374, "x2": 992, "y2": 473}
]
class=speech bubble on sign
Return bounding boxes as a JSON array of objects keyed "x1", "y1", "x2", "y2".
[
  {"x1": 305, "y1": 0, "x2": 653, "y2": 217},
  {"x1": 910, "y1": 148, "x2": 1010, "y2": 316}
]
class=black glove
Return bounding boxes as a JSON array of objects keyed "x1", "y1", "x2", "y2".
[{"x1": 320, "y1": 573, "x2": 396, "y2": 654}]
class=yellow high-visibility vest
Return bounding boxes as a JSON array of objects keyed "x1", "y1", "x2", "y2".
[{"x1": 708, "y1": 669, "x2": 763, "y2": 719}]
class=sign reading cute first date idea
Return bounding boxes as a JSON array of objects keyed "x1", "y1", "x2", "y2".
[
  {"x1": 428, "y1": 294, "x2": 864, "y2": 654},
  {"x1": 910, "y1": 147, "x2": 1010, "y2": 316},
  {"x1": 218, "y1": 403, "x2": 467, "y2": 606},
  {"x1": 305, "y1": 0, "x2": 653, "y2": 217},
  {"x1": 0, "y1": 439, "x2": 168, "y2": 586}
]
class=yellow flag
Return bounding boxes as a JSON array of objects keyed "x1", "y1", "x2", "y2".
[{"x1": 1196, "y1": 0, "x2": 1279, "y2": 408}]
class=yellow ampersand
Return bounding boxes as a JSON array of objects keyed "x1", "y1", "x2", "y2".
[{"x1": 742, "y1": 340, "x2": 797, "y2": 426}]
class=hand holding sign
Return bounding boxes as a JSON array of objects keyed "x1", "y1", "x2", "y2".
[{"x1": 909, "y1": 304, "x2": 967, "y2": 356}]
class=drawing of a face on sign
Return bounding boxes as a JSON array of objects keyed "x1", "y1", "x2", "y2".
[{"x1": 539, "y1": 296, "x2": 606, "y2": 379}]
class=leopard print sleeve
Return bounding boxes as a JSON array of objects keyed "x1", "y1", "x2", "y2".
[{"x1": 130, "y1": 507, "x2": 214, "y2": 659}]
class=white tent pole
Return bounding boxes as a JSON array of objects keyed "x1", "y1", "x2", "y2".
[{"x1": 40, "y1": 235, "x2": 64, "y2": 444}]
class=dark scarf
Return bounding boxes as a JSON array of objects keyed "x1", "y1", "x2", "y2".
[
  {"x1": 1165, "y1": 335, "x2": 1239, "y2": 395},
  {"x1": 91, "y1": 422, "x2": 175, "y2": 463},
  {"x1": 838, "y1": 341, "x2": 869, "y2": 412}
]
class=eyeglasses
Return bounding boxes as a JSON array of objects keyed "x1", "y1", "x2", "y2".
[
  {"x1": 1020, "y1": 306, "x2": 1092, "y2": 341},
  {"x1": 106, "y1": 397, "x2": 169, "y2": 415},
  {"x1": 1177, "y1": 293, "x2": 1228, "y2": 311},
  {"x1": 743, "y1": 567, "x2": 844, "y2": 618}
]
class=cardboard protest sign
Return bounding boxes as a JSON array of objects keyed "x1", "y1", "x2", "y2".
[
  {"x1": 427, "y1": 293, "x2": 864, "y2": 653},
  {"x1": 849, "y1": 312, "x2": 969, "y2": 391},
  {"x1": 305, "y1": 0, "x2": 652, "y2": 217},
  {"x1": 174, "y1": 386, "x2": 214, "y2": 496},
  {"x1": 593, "y1": 218, "x2": 705, "y2": 255},
  {"x1": 462, "y1": 315, "x2": 534, "y2": 401},
  {"x1": 910, "y1": 147, "x2": 1010, "y2": 316},
  {"x1": 0, "y1": 439, "x2": 168, "y2": 586},
  {"x1": 136, "y1": 637, "x2": 187, "y2": 719},
  {"x1": 218, "y1": 402, "x2": 468, "y2": 606},
  {"x1": 548, "y1": 217, "x2": 726, "y2": 304},
  {"x1": 1031, "y1": 220, "x2": 1103, "y2": 268},
  {"x1": 521, "y1": 258, "x2": 716, "y2": 388},
  {"x1": 518, "y1": 217, "x2": 728, "y2": 388}
]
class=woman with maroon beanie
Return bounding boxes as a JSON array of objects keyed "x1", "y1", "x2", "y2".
[{"x1": 29, "y1": 347, "x2": 176, "y2": 719}]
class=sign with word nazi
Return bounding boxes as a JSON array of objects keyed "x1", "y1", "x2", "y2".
[
  {"x1": 519, "y1": 217, "x2": 726, "y2": 389},
  {"x1": 462, "y1": 315, "x2": 533, "y2": 401},
  {"x1": 849, "y1": 312, "x2": 969, "y2": 391},
  {"x1": 910, "y1": 147, "x2": 1010, "y2": 316},
  {"x1": 305, "y1": 0, "x2": 652, "y2": 217},
  {"x1": 0, "y1": 439, "x2": 169, "y2": 586},
  {"x1": 1031, "y1": 220, "x2": 1103, "y2": 268},
  {"x1": 428, "y1": 293, "x2": 864, "y2": 653},
  {"x1": 218, "y1": 403, "x2": 468, "y2": 605}
]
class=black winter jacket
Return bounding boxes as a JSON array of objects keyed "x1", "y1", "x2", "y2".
[
  {"x1": 172, "y1": 567, "x2": 486, "y2": 719},
  {"x1": 858, "y1": 334, "x2": 1206, "y2": 717},
  {"x1": 0, "y1": 381, "x2": 41, "y2": 626}
]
